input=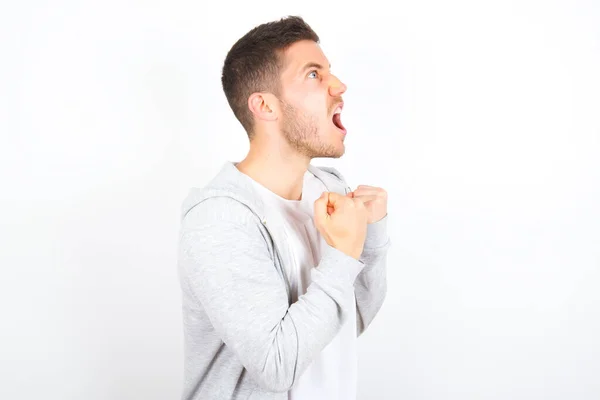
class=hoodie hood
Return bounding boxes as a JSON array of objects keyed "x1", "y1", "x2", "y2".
[{"x1": 181, "y1": 160, "x2": 352, "y2": 223}]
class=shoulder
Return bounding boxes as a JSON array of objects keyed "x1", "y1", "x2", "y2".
[{"x1": 182, "y1": 196, "x2": 258, "y2": 231}]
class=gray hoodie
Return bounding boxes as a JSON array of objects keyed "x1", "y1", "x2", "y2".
[{"x1": 177, "y1": 160, "x2": 391, "y2": 399}]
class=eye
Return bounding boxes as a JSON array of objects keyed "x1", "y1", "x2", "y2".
[{"x1": 307, "y1": 70, "x2": 318, "y2": 79}]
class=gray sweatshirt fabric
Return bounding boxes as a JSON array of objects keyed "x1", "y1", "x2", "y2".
[{"x1": 177, "y1": 161, "x2": 391, "y2": 399}]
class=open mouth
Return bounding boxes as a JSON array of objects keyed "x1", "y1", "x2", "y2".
[{"x1": 332, "y1": 104, "x2": 346, "y2": 134}]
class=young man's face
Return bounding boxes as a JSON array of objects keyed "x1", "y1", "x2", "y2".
[{"x1": 277, "y1": 40, "x2": 348, "y2": 159}]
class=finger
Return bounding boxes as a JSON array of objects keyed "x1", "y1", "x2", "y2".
[
  {"x1": 355, "y1": 188, "x2": 385, "y2": 198},
  {"x1": 314, "y1": 192, "x2": 330, "y2": 221},
  {"x1": 353, "y1": 188, "x2": 381, "y2": 196},
  {"x1": 352, "y1": 194, "x2": 379, "y2": 203},
  {"x1": 356, "y1": 184, "x2": 379, "y2": 189},
  {"x1": 352, "y1": 197, "x2": 367, "y2": 208},
  {"x1": 326, "y1": 192, "x2": 346, "y2": 208}
]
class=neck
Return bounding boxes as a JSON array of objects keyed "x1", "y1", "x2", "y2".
[{"x1": 235, "y1": 135, "x2": 311, "y2": 201}]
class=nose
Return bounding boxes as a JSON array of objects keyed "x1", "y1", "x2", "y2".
[{"x1": 328, "y1": 75, "x2": 347, "y2": 97}]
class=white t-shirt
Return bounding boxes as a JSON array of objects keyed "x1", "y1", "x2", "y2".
[{"x1": 248, "y1": 169, "x2": 358, "y2": 400}]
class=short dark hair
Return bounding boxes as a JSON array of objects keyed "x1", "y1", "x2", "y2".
[{"x1": 221, "y1": 16, "x2": 320, "y2": 140}]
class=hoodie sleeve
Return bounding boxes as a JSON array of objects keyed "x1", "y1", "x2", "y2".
[
  {"x1": 319, "y1": 165, "x2": 392, "y2": 337},
  {"x1": 354, "y1": 213, "x2": 391, "y2": 337},
  {"x1": 178, "y1": 197, "x2": 366, "y2": 393}
]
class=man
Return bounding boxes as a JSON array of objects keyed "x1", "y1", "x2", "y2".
[{"x1": 177, "y1": 16, "x2": 391, "y2": 400}]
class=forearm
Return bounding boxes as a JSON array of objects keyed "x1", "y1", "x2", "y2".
[{"x1": 354, "y1": 214, "x2": 391, "y2": 336}]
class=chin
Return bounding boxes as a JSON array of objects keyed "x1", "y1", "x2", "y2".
[{"x1": 329, "y1": 143, "x2": 346, "y2": 158}]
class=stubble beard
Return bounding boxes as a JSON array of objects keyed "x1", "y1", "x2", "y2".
[{"x1": 279, "y1": 100, "x2": 343, "y2": 159}]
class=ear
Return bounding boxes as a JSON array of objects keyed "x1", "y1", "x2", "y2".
[{"x1": 248, "y1": 92, "x2": 278, "y2": 123}]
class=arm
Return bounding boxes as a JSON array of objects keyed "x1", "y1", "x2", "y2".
[
  {"x1": 179, "y1": 197, "x2": 366, "y2": 392},
  {"x1": 354, "y1": 214, "x2": 391, "y2": 337}
]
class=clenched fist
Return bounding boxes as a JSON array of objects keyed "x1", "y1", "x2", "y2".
[
  {"x1": 313, "y1": 191, "x2": 368, "y2": 260},
  {"x1": 346, "y1": 185, "x2": 388, "y2": 224}
]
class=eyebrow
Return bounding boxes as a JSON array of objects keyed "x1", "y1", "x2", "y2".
[{"x1": 298, "y1": 62, "x2": 331, "y2": 75}]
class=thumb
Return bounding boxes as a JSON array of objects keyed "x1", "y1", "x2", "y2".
[
  {"x1": 314, "y1": 192, "x2": 330, "y2": 223},
  {"x1": 326, "y1": 192, "x2": 345, "y2": 208}
]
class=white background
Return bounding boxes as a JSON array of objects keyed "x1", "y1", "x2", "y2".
[{"x1": 1, "y1": 0, "x2": 599, "y2": 399}]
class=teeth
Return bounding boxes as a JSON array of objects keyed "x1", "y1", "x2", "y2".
[{"x1": 334, "y1": 107, "x2": 342, "y2": 114}]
